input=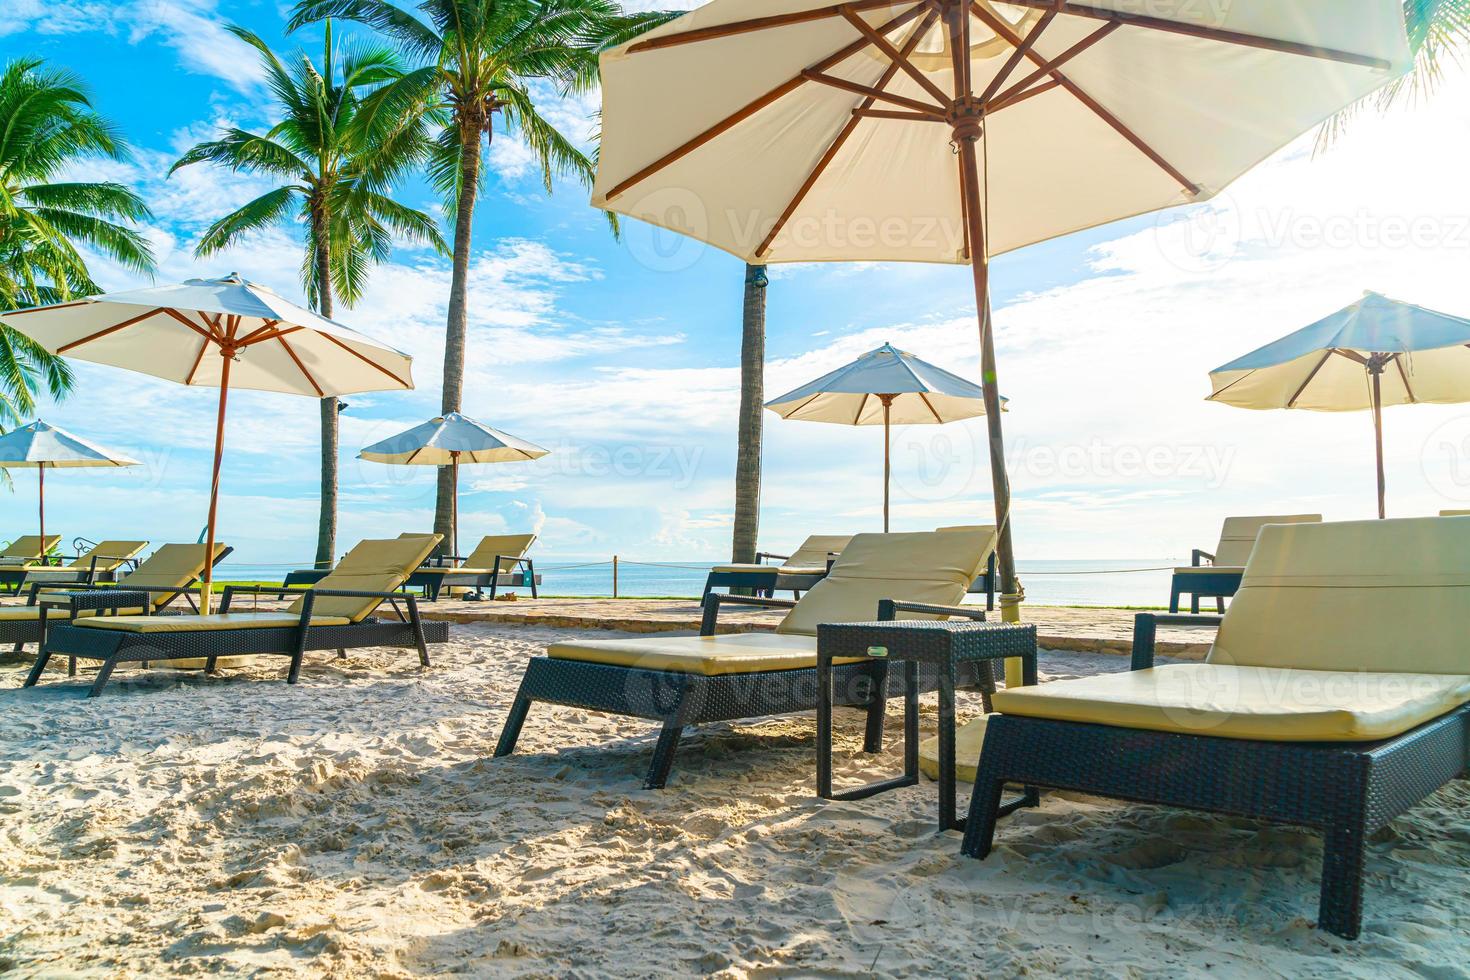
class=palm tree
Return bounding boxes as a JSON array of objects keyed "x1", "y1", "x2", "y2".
[
  {"x1": 171, "y1": 25, "x2": 446, "y2": 568},
  {"x1": 1318, "y1": 0, "x2": 1470, "y2": 146},
  {"x1": 288, "y1": 0, "x2": 674, "y2": 550},
  {"x1": 0, "y1": 57, "x2": 155, "y2": 428},
  {"x1": 731, "y1": 263, "x2": 767, "y2": 568}
]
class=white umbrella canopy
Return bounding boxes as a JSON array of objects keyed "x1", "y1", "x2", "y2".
[
  {"x1": 359, "y1": 412, "x2": 550, "y2": 556},
  {"x1": 0, "y1": 274, "x2": 413, "y2": 395},
  {"x1": 0, "y1": 420, "x2": 139, "y2": 549},
  {"x1": 1, "y1": 273, "x2": 416, "y2": 609},
  {"x1": 594, "y1": 0, "x2": 1411, "y2": 623},
  {"x1": 1209, "y1": 291, "x2": 1470, "y2": 519},
  {"x1": 767, "y1": 343, "x2": 1004, "y2": 530}
]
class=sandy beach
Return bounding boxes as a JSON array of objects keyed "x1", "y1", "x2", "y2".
[{"x1": 2, "y1": 623, "x2": 1467, "y2": 978}]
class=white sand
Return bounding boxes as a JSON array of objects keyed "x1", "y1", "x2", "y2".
[{"x1": 1, "y1": 624, "x2": 1467, "y2": 977}]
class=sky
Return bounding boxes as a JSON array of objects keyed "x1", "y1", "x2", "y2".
[{"x1": 3, "y1": 0, "x2": 1470, "y2": 570}]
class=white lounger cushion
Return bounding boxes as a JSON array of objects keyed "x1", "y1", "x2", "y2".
[
  {"x1": 777, "y1": 529, "x2": 994, "y2": 636},
  {"x1": 992, "y1": 664, "x2": 1470, "y2": 741},
  {"x1": 1210, "y1": 514, "x2": 1321, "y2": 566}
]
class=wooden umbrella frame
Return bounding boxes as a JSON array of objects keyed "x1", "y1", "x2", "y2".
[
  {"x1": 48, "y1": 306, "x2": 408, "y2": 611},
  {"x1": 602, "y1": 0, "x2": 1385, "y2": 623}
]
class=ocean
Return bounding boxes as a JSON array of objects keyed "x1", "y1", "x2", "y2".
[{"x1": 224, "y1": 557, "x2": 1180, "y2": 607}]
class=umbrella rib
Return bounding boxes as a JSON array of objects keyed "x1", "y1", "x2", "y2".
[
  {"x1": 56, "y1": 307, "x2": 167, "y2": 354},
  {"x1": 998, "y1": 0, "x2": 1393, "y2": 70},
  {"x1": 0, "y1": 299, "x2": 91, "y2": 316},
  {"x1": 628, "y1": 0, "x2": 899, "y2": 53},
  {"x1": 988, "y1": 21, "x2": 1119, "y2": 109},
  {"x1": 970, "y1": 1, "x2": 1200, "y2": 196},
  {"x1": 604, "y1": 1, "x2": 932, "y2": 202},
  {"x1": 977, "y1": 10, "x2": 1056, "y2": 105},
  {"x1": 235, "y1": 320, "x2": 283, "y2": 346},
  {"x1": 918, "y1": 391, "x2": 945, "y2": 423},
  {"x1": 755, "y1": 8, "x2": 939, "y2": 258},
  {"x1": 1285, "y1": 349, "x2": 1334, "y2": 408},
  {"x1": 989, "y1": 78, "x2": 1063, "y2": 113},
  {"x1": 160, "y1": 308, "x2": 223, "y2": 344},
  {"x1": 184, "y1": 332, "x2": 211, "y2": 386},
  {"x1": 276, "y1": 335, "x2": 325, "y2": 397},
  {"x1": 318, "y1": 332, "x2": 410, "y2": 388},
  {"x1": 853, "y1": 392, "x2": 870, "y2": 425},
  {"x1": 238, "y1": 325, "x2": 303, "y2": 348},
  {"x1": 1392, "y1": 352, "x2": 1416, "y2": 403},
  {"x1": 838, "y1": 5, "x2": 949, "y2": 105},
  {"x1": 800, "y1": 71, "x2": 946, "y2": 116}
]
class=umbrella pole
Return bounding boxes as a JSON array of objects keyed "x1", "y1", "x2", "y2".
[
  {"x1": 38, "y1": 464, "x2": 45, "y2": 560},
  {"x1": 1371, "y1": 361, "x2": 1386, "y2": 519},
  {"x1": 202, "y1": 351, "x2": 233, "y2": 615},
  {"x1": 882, "y1": 396, "x2": 891, "y2": 533},
  {"x1": 451, "y1": 452, "x2": 460, "y2": 560},
  {"x1": 957, "y1": 145, "x2": 1018, "y2": 617}
]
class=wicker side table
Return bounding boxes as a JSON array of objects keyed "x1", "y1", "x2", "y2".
[{"x1": 815, "y1": 616, "x2": 1040, "y2": 831}]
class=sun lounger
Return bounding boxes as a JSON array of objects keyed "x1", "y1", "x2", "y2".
[
  {"x1": 938, "y1": 525, "x2": 998, "y2": 610},
  {"x1": 1442, "y1": 509, "x2": 1470, "y2": 516},
  {"x1": 1169, "y1": 514, "x2": 1320, "y2": 612},
  {"x1": 27, "y1": 536, "x2": 450, "y2": 697},
  {"x1": 1, "y1": 543, "x2": 230, "y2": 656},
  {"x1": 0, "y1": 534, "x2": 63, "y2": 591},
  {"x1": 16, "y1": 540, "x2": 148, "y2": 587},
  {"x1": 409, "y1": 533, "x2": 539, "y2": 599},
  {"x1": 496, "y1": 529, "x2": 998, "y2": 788},
  {"x1": 701, "y1": 534, "x2": 852, "y2": 599},
  {"x1": 962, "y1": 516, "x2": 1470, "y2": 940}
]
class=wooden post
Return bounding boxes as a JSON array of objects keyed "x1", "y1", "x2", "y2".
[
  {"x1": 881, "y1": 395, "x2": 893, "y2": 532},
  {"x1": 202, "y1": 346, "x2": 232, "y2": 615},
  {"x1": 612, "y1": 555, "x2": 619, "y2": 598}
]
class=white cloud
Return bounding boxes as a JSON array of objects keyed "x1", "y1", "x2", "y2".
[{"x1": 1, "y1": 1, "x2": 264, "y2": 92}]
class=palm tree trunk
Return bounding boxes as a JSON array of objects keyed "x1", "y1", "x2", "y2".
[
  {"x1": 731, "y1": 263, "x2": 767, "y2": 565},
  {"x1": 434, "y1": 111, "x2": 485, "y2": 554},
  {"x1": 312, "y1": 213, "x2": 339, "y2": 570}
]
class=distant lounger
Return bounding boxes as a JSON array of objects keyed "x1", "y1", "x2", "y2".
[
  {"x1": 701, "y1": 534, "x2": 852, "y2": 599},
  {"x1": 28, "y1": 536, "x2": 449, "y2": 697},
  {"x1": 963, "y1": 516, "x2": 1470, "y2": 940},
  {"x1": 0, "y1": 535, "x2": 62, "y2": 591},
  {"x1": 496, "y1": 529, "x2": 1004, "y2": 788},
  {"x1": 14, "y1": 540, "x2": 147, "y2": 588},
  {"x1": 1169, "y1": 514, "x2": 1320, "y2": 612},
  {"x1": 282, "y1": 532, "x2": 538, "y2": 600},
  {"x1": 1, "y1": 543, "x2": 228, "y2": 657}
]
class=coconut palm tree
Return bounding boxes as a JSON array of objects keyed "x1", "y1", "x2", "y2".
[
  {"x1": 171, "y1": 24, "x2": 446, "y2": 568},
  {"x1": 731, "y1": 264, "x2": 767, "y2": 568},
  {"x1": 0, "y1": 57, "x2": 155, "y2": 428},
  {"x1": 288, "y1": 0, "x2": 674, "y2": 550},
  {"x1": 1318, "y1": 0, "x2": 1470, "y2": 146}
]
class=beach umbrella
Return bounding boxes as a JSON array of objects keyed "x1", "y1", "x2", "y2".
[
  {"x1": 766, "y1": 342, "x2": 1002, "y2": 530},
  {"x1": 1, "y1": 273, "x2": 414, "y2": 610},
  {"x1": 359, "y1": 412, "x2": 550, "y2": 557},
  {"x1": 0, "y1": 420, "x2": 139, "y2": 553},
  {"x1": 1208, "y1": 291, "x2": 1470, "y2": 520},
  {"x1": 591, "y1": 0, "x2": 1409, "y2": 624}
]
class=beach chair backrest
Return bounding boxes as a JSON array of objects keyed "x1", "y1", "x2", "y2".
[
  {"x1": 1213, "y1": 514, "x2": 1321, "y2": 566},
  {"x1": 783, "y1": 534, "x2": 852, "y2": 569},
  {"x1": 68, "y1": 540, "x2": 148, "y2": 571},
  {"x1": 462, "y1": 534, "x2": 535, "y2": 572},
  {"x1": 1209, "y1": 517, "x2": 1470, "y2": 674},
  {"x1": 1442, "y1": 510, "x2": 1470, "y2": 517},
  {"x1": 3, "y1": 535, "x2": 59, "y2": 560},
  {"x1": 293, "y1": 535, "x2": 442, "y2": 621},
  {"x1": 119, "y1": 543, "x2": 228, "y2": 609},
  {"x1": 776, "y1": 529, "x2": 994, "y2": 636}
]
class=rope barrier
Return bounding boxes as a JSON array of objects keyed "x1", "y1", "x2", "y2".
[{"x1": 209, "y1": 560, "x2": 1179, "y2": 576}]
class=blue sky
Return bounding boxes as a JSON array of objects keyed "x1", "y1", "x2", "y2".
[{"x1": 4, "y1": 0, "x2": 1470, "y2": 570}]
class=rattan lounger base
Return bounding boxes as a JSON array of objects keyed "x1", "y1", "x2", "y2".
[
  {"x1": 30, "y1": 617, "x2": 449, "y2": 697},
  {"x1": 960, "y1": 705, "x2": 1470, "y2": 939}
]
